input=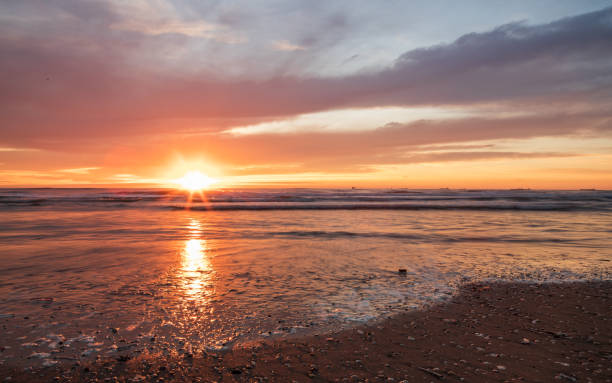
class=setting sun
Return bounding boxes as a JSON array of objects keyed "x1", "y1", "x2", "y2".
[{"x1": 176, "y1": 171, "x2": 217, "y2": 191}]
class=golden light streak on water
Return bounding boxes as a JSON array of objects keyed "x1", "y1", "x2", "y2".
[{"x1": 180, "y1": 218, "x2": 213, "y2": 301}]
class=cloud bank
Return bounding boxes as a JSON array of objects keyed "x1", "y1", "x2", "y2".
[{"x1": 0, "y1": 2, "x2": 611, "y2": 186}]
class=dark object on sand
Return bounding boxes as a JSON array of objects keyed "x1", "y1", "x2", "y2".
[{"x1": 398, "y1": 268, "x2": 407, "y2": 274}]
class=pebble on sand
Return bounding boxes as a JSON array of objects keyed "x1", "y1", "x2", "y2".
[
  {"x1": 42, "y1": 359, "x2": 58, "y2": 367},
  {"x1": 27, "y1": 352, "x2": 50, "y2": 359}
]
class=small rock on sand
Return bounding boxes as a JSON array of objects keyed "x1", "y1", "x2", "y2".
[
  {"x1": 28, "y1": 352, "x2": 50, "y2": 359},
  {"x1": 42, "y1": 359, "x2": 58, "y2": 367}
]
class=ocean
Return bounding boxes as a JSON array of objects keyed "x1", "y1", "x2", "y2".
[{"x1": 0, "y1": 188, "x2": 611, "y2": 365}]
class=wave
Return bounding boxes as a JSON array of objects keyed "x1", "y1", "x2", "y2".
[
  {"x1": 268, "y1": 230, "x2": 599, "y2": 245},
  {"x1": 172, "y1": 203, "x2": 609, "y2": 212},
  {"x1": 1, "y1": 188, "x2": 611, "y2": 212}
]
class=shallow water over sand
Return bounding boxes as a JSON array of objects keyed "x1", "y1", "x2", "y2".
[{"x1": 0, "y1": 189, "x2": 610, "y2": 367}]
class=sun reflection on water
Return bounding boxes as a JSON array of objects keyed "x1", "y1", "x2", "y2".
[{"x1": 180, "y1": 218, "x2": 213, "y2": 301}]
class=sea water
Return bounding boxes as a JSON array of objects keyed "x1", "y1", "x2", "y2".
[{"x1": 0, "y1": 188, "x2": 610, "y2": 365}]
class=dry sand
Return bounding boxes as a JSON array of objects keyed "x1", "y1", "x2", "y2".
[{"x1": 1, "y1": 281, "x2": 610, "y2": 382}]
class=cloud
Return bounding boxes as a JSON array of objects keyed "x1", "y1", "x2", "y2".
[
  {"x1": 272, "y1": 40, "x2": 307, "y2": 51},
  {"x1": 2, "y1": 6, "x2": 611, "y2": 144},
  {"x1": 0, "y1": 147, "x2": 40, "y2": 152},
  {"x1": 412, "y1": 144, "x2": 496, "y2": 151},
  {"x1": 131, "y1": 112, "x2": 608, "y2": 175},
  {"x1": 106, "y1": 0, "x2": 246, "y2": 42},
  {"x1": 396, "y1": 151, "x2": 579, "y2": 165},
  {"x1": 1, "y1": 3, "x2": 611, "y2": 187},
  {"x1": 110, "y1": 18, "x2": 245, "y2": 43},
  {"x1": 108, "y1": 173, "x2": 160, "y2": 184},
  {"x1": 224, "y1": 106, "x2": 478, "y2": 135},
  {"x1": 57, "y1": 167, "x2": 101, "y2": 174}
]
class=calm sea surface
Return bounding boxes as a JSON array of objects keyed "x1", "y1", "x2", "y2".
[{"x1": 1, "y1": 188, "x2": 611, "y2": 366}]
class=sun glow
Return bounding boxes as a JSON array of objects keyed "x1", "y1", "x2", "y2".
[{"x1": 176, "y1": 170, "x2": 217, "y2": 191}]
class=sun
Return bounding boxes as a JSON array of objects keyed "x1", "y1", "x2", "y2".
[{"x1": 176, "y1": 171, "x2": 217, "y2": 191}]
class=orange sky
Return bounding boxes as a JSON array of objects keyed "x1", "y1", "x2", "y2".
[{"x1": 1, "y1": 2, "x2": 611, "y2": 189}]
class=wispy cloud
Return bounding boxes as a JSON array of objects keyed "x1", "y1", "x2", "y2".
[
  {"x1": 57, "y1": 167, "x2": 100, "y2": 174},
  {"x1": 109, "y1": 173, "x2": 165, "y2": 184},
  {"x1": 272, "y1": 40, "x2": 307, "y2": 51},
  {"x1": 396, "y1": 151, "x2": 580, "y2": 165},
  {"x1": 224, "y1": 106, "x2": 480, "y2": 135},
  {"x1": 0, "y1": 147, "x2": 40, "y2": 152},
  {"x1": 111, "y1": 20, "x2": 246, "y2": 43},
  {"x1": 108, "y1": 0, "x2": 246, "y2": 43}
]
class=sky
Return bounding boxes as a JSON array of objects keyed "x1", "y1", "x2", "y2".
[{"x1": 1, "y1": 0, "x2": 612, "y2": 189}]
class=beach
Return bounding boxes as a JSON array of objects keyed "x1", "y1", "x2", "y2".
[{"x1": 1, "y1": 281, "x2": 610, "y2": 382}]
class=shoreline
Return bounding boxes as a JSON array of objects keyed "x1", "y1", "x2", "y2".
[{"x1": 1, "y1": 280, "x2": 610, "y2": 382}]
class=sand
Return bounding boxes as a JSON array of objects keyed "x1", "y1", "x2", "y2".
[{"x1": 1, "y1": 281, "x2": 610, "y2": 382}]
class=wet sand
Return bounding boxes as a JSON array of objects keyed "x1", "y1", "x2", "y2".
[{"x1": 1, "y1": 281, "x2": 610, "y2": 382}]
